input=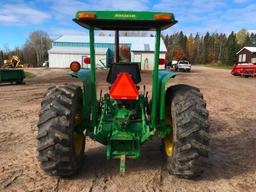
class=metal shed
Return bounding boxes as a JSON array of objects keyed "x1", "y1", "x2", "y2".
[
  {"x1": 48, "y1": 35, "x2": 167, "y2": 70},
  {"x1": 49, "y1": 47, "x2": 111, "y2": 68}
]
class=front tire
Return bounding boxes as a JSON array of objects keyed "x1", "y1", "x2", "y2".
[
  {"x1": 37, "y1": 84, "x2": 85, "y2": 177},
  {"x1": 164, "y1": 84, "x2": 209, "y2": 178}
]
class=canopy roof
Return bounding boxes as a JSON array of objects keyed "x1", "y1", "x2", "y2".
[{"x1": 73, "y1": 11, "x2": 177, "y2": 30}]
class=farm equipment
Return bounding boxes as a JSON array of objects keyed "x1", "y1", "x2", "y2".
[
  {"x1": 3, "y1": 55, "x2": 23, "y2": 68},
  {"x1": 0, "y1": 56, "x2": 25, "y2": 84},
  {"x1": 37, "y1": 11, "x2": 209, "y2": 179},
  {"x1": 231, "y1": 63, "x2": 256, "y2": 77}
]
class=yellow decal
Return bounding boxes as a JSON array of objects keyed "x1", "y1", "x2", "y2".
[{"x1": 114, "y1": 14, "x2": 136, "y2": 18}]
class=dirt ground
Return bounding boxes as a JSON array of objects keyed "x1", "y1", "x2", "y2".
[{"x1": 0, "y1": 66, "x2": 256, "y2": 192}]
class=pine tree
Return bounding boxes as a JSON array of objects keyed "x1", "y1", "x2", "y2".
[
  {"x1": 203, "y1": 32, "x2": 210, "y2": 63},
  {"x1": 208, "y1": 34, "x2": 216, "y2": 63},
  {"x1": 243, "y1": 34, "x2": 252, "y2": 46},
  {"x1": 222, "y1": 32, "x2": 239, "y2": 65},
  {"x1": 250, "y1": 33, "x2": 256, "y2": 46},
  {"x1": 193, "y1": 33, "x2": 201, "y2": 64}
]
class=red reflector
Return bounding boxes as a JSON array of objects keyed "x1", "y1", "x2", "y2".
[
  {"x1": 84, "y1": 57, "x2": 90, "y2": 64},
  {"x1": 159, "y1": 58, "x2": 167, "y2": 65},
  {"x1": 109, "y1": 73, "x2": 139, "y2": 100},
  {"x1": 70, "y1": 61, "x2": 81, "y2": 72}
]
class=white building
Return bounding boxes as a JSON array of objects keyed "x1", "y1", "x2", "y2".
[{"x1": 48, "y1": 35, "x2": 167, "y2": 70}]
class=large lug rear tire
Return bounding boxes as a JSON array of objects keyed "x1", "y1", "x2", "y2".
[
  {"x1": 37, "y1": 84, "x2": 85, "y2": 177},
  {"x1": 164, "y1": 84, "x2": 209, "y2": 178}
]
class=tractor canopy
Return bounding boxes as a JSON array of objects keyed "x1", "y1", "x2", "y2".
[{"x1": 73, "y1": 11, "x2": 177, "y2": 30}]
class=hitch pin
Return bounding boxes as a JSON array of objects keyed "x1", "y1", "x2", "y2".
[{"x1": 120, "y1": 155, "x2": 126, "y2": 176}]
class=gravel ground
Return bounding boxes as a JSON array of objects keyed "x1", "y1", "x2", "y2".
[{"x1": 0, "y1": 66, "x2": 256, "y2": 192}]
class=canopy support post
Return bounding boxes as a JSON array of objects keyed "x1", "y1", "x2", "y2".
[{"x1": 115, "y1": 30, "x2": 120, "y2": 63}]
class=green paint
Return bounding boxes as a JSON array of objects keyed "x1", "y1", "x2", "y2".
[
  {"x1": 151, "y1": 29, "x2": 161, "y2": 128},
  {"x1": 69, "y1": 68, "x2": 90, "y2": 82},
  {"x1": 158, "y1": 70, "x2": 176, "y2": 120},
  {"x1": 69, "y1": 69, "x2": 91, "y2": 134},
  {"x1": 89, "y1": 27, "x2": 98, "y2": 126},
  {"x1": 120, "y1": 155, "x2": 126, "y2": 175},
  {"x1": 0, "y1": 69, "x2": 25, "y2": 84},
  {"x1": 75, "y1": 11, "x2": 175, "y2": 21},
  {"x1": 73, "y1": 11, "x2": 177, "y2": 30}
]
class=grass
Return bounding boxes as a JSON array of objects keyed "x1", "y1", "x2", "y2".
[
  {"x1": 25, "y1": 71, "x2": 35, "y2": 78},
  {"x1": 203, "y1": 63, "x2": 233, "y2": 70}
]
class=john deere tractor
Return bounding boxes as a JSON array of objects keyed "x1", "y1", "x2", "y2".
[{"x1": 37, "y1": 11, "x2": 209, "y2": 178}]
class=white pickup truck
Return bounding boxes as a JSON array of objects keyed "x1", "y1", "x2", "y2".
[{"x1": 175, "y1": 60, "x2": 191, "y2": 72}]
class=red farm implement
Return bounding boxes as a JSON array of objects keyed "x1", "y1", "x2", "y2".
[{"x1": 231, "y1": 63, "x2": 256, "y2": 77}]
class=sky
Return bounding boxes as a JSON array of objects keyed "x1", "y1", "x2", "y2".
[{"x1": 0, "y1": 0, "x2": 255, "y2": 50}]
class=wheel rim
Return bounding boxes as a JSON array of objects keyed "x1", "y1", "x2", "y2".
[
  {"x1": 73, "y1": 132, "x2": 84, "y2": 156},
  {"x1": 73, "y1": 112, "x2": 84, "y2": 156},
  {"x1": 164, "y1": 110, "x2": 174, "y2": 156},
  {"x1": 164, "y1": 136, "x2": 173, "y2": 156}
]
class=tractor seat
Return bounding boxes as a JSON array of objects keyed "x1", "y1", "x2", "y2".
[{"x1": 106, "y1": 63, "x2": 141, "y2": 84}]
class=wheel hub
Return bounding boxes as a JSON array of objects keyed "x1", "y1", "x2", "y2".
[
  {"x1": 164, "y1": 110, "x2": 173, "y2": 156},
  {"x1": 164, "y1": 136, "x2": 173, "y2": 156}
]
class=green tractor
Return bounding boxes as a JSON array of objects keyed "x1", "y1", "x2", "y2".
[{"x1": 37, "y1": 11, "x2": 209, "y2": 178}]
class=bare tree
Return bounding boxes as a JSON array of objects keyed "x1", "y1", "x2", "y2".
[
  {"x1": 22, "y1": 45, "x2": 37, "y2": 66},
  {"x1": 26, "y1": 31, "x2": 52, "y2": 67}
]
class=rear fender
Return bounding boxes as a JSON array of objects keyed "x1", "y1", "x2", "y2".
[
  {"x1": 69, "y1": 69, "x2": 90, "y2": 83},
  {"x1": 69, "y1": 69, "x2": 91, "y2": 132},
  {"x1": 158, "y1": 70, "x2": 176, "y2": 121}
]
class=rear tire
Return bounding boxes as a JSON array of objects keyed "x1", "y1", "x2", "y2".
[
  {"x1": 165, "y1": 84, "x2": 209, "y2": 178},
  {"x1": 37, "y1": 84, "x2": 85, "y2": 177}
]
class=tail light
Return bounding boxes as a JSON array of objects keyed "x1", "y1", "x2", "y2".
[
  {"x1": 155, "y1": 14, "x2": 172, "y2": 21},
  {"x1": 159, "y1": 58, "x2": 167, "y2": 65},
  {"x1": 78, "y1": 12, "x2": 96, "y2": 19},
  {"x1": 70, "y1": 61, "x2": 81, "y2": 72},
  {"x1": 84, "y1": 57, "x2": 90, "y2": 64}
]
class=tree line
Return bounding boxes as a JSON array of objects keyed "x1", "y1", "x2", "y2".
[
  {"x1": 163, "y1": 29, "x2": 256, "y2": 65},
  {"x1": 1, "y1": 29, "x2": 256, "y2": 67},
  {"x1": 0, "y1": 31, "x2": 52, "y2": 67}
]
